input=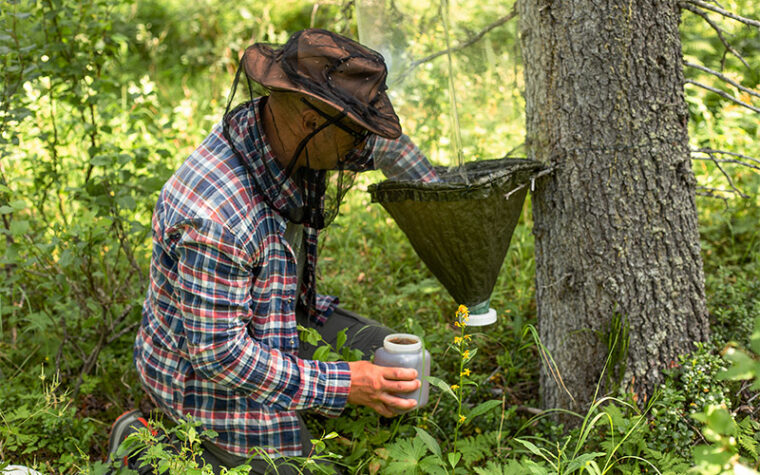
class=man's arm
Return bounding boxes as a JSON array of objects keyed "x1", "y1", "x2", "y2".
[
  {"x1": 175, "y1": 221, "x2": 351, "y2": 416},
  {"x1": 370, "y1": 134, "x2": 440, "y2": 183},
  {"x1": 174, "y1": 220, "x2": 419, "y2": 417}
]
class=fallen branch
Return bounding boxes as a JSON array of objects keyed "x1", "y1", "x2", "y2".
[
  {"x1": 394, "y1": 5, "x2": 518, "y2": 84},
  {"x1": 684, "y1": 79, "x2": 760, "y2": 113},
  {"x1": 683, "y1": 0, "x2": 760, "y2": 28},
  {"x1": 681, "y1": 3, "x2": 751, "y2": 69},
  {"x1": 685, "y1": 61, "x2": 760, "y2": 101}
]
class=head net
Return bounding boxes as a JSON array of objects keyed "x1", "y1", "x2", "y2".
[{"x1": 222, "y1": 54, "x2": 366, "y2": 230}]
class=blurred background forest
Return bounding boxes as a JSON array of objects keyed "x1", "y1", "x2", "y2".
[{"x1": 1, "y1": 0, "x2": 759, "y2": 473}]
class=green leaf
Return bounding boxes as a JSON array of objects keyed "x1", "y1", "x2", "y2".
[
  {"x1": 427, "y1": 375, "x2": 458, "y2": 402},
  {"x1": 447, "y1": 452, "x2": 461, "y2": 469},
  {"x1": 705, "y1": 405, "x2": 737, "y2": 436},
  {"x1": 297, "y1": 325, "x2": 323, "y2": 346},
  {"x1": 720, "y1": 347, "x2": 759, "y2": 381},
  {"x1": 514, "y1": 438, "x2": 546, "y2": 458},
  {"x1": 749, "y1": 316, "x2": 760, "y2": 356},
  {"x1": 466, "y1": 399, "x2": 502, "y2": 421},
  {"x1": 336, "y1": 328, "x2": 347, "y2": 352},
  {"x1": 9, "y1": 219, "x2": 29, "y2": 236},
  {"x1": 692, "y1": 444, "x2": 733, "y2": 469},
  {"x1": 116, "y1": 195, "x2": 136, "y2": 210},
  {"x1": 564, "y1": 452, "x2": 605, "y2": 474},
  {"x1": 312, "y1": 345, "x2": 333, "y2": 362},
  {"x1": 90, "y1": 155, "x2": 113, "y2": 166},
  {"x1": 414, "y1": 427, "x2": 441, "y2": 459}
]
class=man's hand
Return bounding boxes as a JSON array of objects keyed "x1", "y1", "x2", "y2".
[{"x1": 347, "y1": 360, "x2": 420, "y2": 417}]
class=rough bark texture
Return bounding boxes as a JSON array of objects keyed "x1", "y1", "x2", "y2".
[{"x1": 518, "y1": 0, "x2": 710, "y2": 413}]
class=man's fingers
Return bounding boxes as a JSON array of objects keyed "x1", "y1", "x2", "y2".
[
  {"x1": 381, "y1": 366, "x2": 418, "y2": 381},
  {"x1": 379, "y1": 392, "x2": 418, "y2": 411},
  {"x1": 383, "y1": 378, "x2": 420, "y2": 395},
  {"x1": 374, "y1": 402, "x2": 396, "y2": 418}
]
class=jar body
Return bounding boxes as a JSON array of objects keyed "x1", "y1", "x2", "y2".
[{"x1": 374, "y1": 334, "x2": 431, "y2": 409}]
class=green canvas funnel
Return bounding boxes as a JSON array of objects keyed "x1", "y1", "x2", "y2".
[{"x1": 369, "y1": 158, "x2": 543, "y2": 324}]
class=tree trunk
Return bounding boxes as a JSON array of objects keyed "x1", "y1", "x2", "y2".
[{"x1": 518, "y1": 0, "x2": 710, "y2": 413}]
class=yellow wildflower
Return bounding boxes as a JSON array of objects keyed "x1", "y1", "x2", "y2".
[
  {"x1": 464, "y1": 334, "x2": 472, "y2": 341},
  {"x1": 454, "y1": 321, "x2": 462, "y2": 328},
  {"x1": 461, "y1": 368, "x2": 471, "y2": 377},
  {"x1": 458, "y1": 304, "x2": 469, "y2": 315},
  {"x1": 462, "y1": 350, "x2": 470, "y2": 359},
  {"x1": 458, "y1": 414, "x2": 466, "y2": 424},
  {"x1": 454, "y1": 336, "x2": 463, "y2": 344},
  {"x1": 451, "y1": 384, "x2": 460, "y2": 391}
]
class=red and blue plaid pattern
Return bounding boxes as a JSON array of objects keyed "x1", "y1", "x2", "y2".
[{"x1": 134, "y1": 98, "x2": 438, "y2": 458}]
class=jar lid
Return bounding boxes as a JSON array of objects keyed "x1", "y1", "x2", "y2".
[{"x1": 383, "y1": 333, "x2": 423, "y2": 353}]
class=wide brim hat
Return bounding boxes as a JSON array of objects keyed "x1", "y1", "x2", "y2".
[{"x1": 243, "y1": 28, "x2": 402, "y2": 139}]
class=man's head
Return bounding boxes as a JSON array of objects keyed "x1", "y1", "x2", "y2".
[
  {"x1": 264, "y1": 91, "x2": 371, "y2": 171},
  {"x1": 224, "y1": 29, "x2": 396, "y2": 228},
  {"x1": 243, "y1": 28, "x2": 401, "y2": 140}
]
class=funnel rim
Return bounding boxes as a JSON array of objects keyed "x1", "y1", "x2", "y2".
[{"x1": 369, "y1": 158, "x2": 543, "y2": 203}]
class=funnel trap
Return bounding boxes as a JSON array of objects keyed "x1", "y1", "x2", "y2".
[{"x1": 369, "y1": 158, "x2": 543, "y2": 325}]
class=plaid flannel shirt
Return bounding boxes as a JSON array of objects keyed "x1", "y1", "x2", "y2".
[{"x1": 134, "y1": 98, "x2": 439, "y2": 458}]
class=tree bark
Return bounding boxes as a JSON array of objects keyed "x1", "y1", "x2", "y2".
[{"x1": 518, "y1": 0, "x2": 710, "y2": 413}]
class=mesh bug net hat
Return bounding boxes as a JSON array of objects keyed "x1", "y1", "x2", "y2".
[
  {"x1": 223, "y1": 28, "x2": 401, "y2": 228},
  {"x1": 245, "y1": 28, "x2": 402, "y2": 139}
]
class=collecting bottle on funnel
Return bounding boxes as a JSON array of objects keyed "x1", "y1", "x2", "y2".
[{"x1": 374, "y1": 333, "x2": 430, "y2": 409}]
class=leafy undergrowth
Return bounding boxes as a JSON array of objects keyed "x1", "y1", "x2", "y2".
[{"x1": 2, "y1": 0, "x2": 760, "y2": 472}]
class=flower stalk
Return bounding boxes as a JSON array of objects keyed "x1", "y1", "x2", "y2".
[{"x1": 450, "y1": 304, "x2": 471, "y2": 472}]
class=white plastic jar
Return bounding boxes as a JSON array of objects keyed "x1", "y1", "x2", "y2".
[{"x1": 373, "y1": 333, "x2": 431, "y2": 409}]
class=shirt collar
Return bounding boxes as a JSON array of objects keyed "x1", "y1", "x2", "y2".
[{"x1": 225, "y1": 98, "x2": 304, "y2": 213}]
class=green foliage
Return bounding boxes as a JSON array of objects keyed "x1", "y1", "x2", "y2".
[
  {"x1": 0, "y1": 367, "x2": 97, "y2": 473},
  {"x1": 647, "y1": 345, "x2": 733, "y2": 459},
  {"x1": 298, "y1": 326, "x2": 364, "y2": 363},
  {"x1": 108, "y1": 415, "x2": 342, "y2": 474},
  {"x1": 1, "y1": 0, "x2": 759, "y2": 472}
]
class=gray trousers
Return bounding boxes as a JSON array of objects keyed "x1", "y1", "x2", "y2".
[{"x1": 198, "y1": 307, "x2": 392, "y2": 474}]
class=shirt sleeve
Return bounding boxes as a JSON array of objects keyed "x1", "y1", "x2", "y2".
[
  {"x1": 174, "y1": 220, "x2": 351, "y2": 416},
  {"x1": 370, "y1": 134, "x2": 440, "y2": 183}
]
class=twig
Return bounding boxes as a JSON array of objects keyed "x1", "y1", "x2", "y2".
[
  {"x1": 107, "y1": 321, "x2": 140, "y2": 345},
  {"x1": 684, "y1": 0, "x2": 760, "y2": 28},
  {"x1": 504, "y1": 183, "x2": 527, "y2": 201},
  {"x1": 692, "y1": 156, "x2": 760, "y2": 173},
  {"x1": 697, "y1": 186, "x2": 745, "y2": 195},
  {"x1": 696, "y1": 186, "x2": 747, "y2": 201},
  {"x1": 684, "y1": 79, "x2": 760, "y2": 113},
  {"x1": 691, "y1": 148, "x2": 758, "y2": 199},
  {"x1": 696, "y1": 188, "x2": 731, "y2": 206},
  {"x1": 106, "y1": 304, "x2": 139, "y2": 345},
  {"x1": 681, "y1": 4, "x2": 751, "y2": 69},
  {"x1": 711, "y1": 156, "x2": 749, "y2": 198},
  {"x1": 394, "y1": 6, "x2": 518, "y2": 84},
  {"x1": 504, "y1": 166, "x2": 555, "y2": 200},
  {"x1": 692, "y1": 147, "x2": 760, "y2": 167},
  {"x1": 685, "y1": 61, "x2": 760, "y2": 101}
]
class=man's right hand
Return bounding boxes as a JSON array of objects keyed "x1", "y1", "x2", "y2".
[{"x1": 347, "y1": 360, "x2": 420, "y2": 417}]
